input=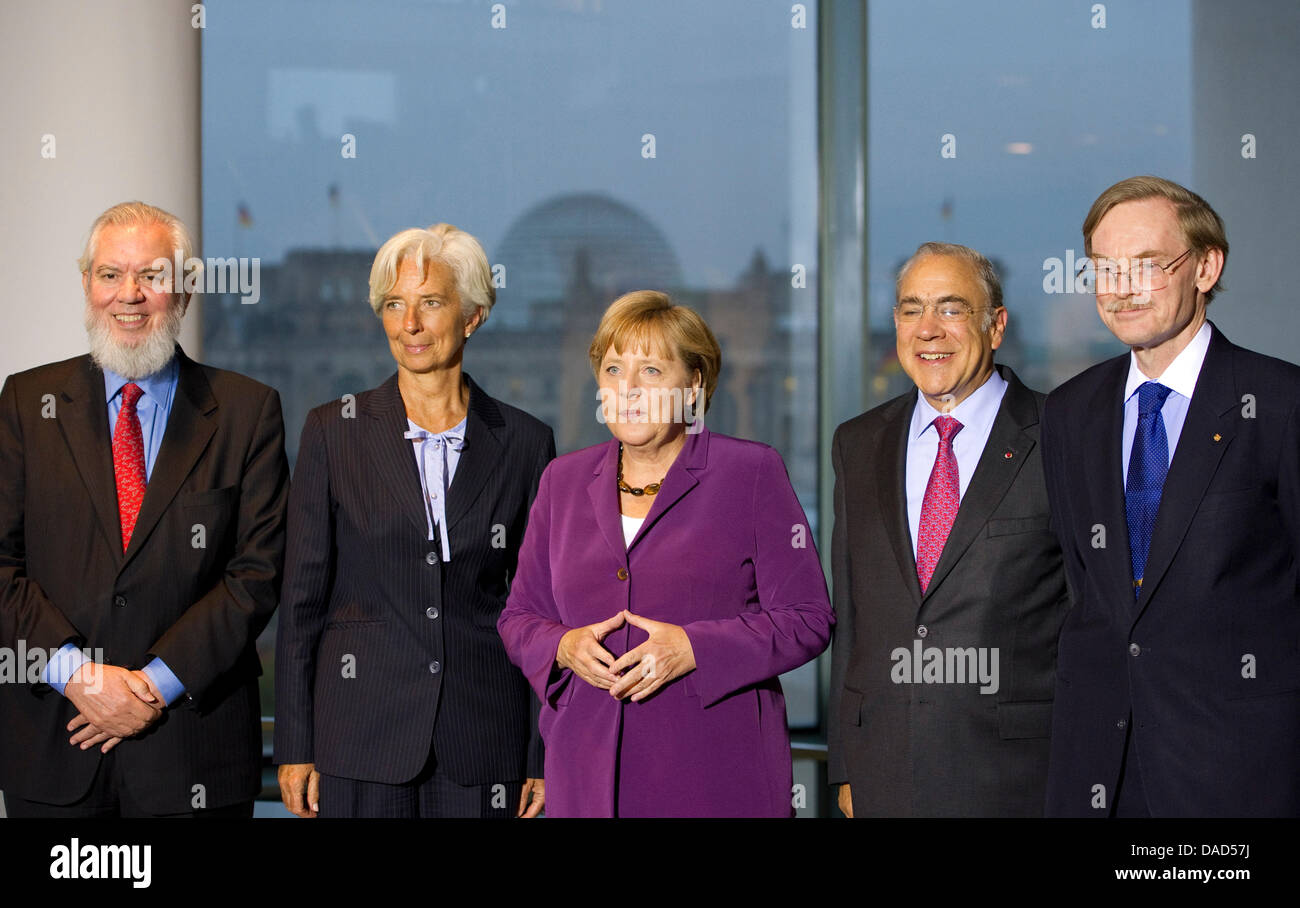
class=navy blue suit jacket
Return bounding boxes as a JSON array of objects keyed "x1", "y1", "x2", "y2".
[
  {"x1": 1042, "y1": 323, "x2": 1300, "y2": 817},
  {"x1": 274, "y1": 373, "x2": 553, "y2": 786}
]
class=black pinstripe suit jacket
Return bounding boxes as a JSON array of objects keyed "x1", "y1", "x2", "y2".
[{"x1": 273, "y1": 373, "x2": 554, "y2": 786}]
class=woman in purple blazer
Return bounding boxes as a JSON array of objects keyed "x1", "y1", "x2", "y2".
[{"x1": 498, "y1": 291, "x2": 833, "y2": 817}]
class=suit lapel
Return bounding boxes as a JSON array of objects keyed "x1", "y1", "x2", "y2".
[
  {"x1": 122, "y1": 349, "x2": 217, "y2": 568},
  {"x1": 628, "y1": 425, "x2": 706, "y2": 551},
  {"x1": 923, "y1": 366, "x2": 1038, "y2": 604},
  {"x1": 445, "y1": 374, "x2": 505, "y2": 532},
  {"x1": 586, "y1": 425, "x2": 709, "y2": 564},
  {"x1": 54, "y1": 356, "x2": 122, "y2": 561},
  {"x1": 877, "y1": 398, "x2": 922, "y2": 608},
  {"x1": 1085, "y1": 356, "x2": 1135, "y2": 611},
  {"x1": 363, "y1": 374, "x2": 429, "y2": 538},
  {"x1": 587, "y1": 440, "x2": 628, "y2": 568},
  {"x1": 1135, "y1": 325, "x2": 1237, "y2": 616}
]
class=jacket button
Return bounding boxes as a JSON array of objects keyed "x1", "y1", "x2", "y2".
[
  {"x1": 1129, "y1": 643, "x2": 1141, "y2": 657},
  {"x1": 113, "y1": 595, "x2": 127, "y2": 608},
  {"x1": 426, "y1": 606, "x2": 439, "y2": 619},
  {"x1": 1116, "y1": 718, "x2": 1127, "y2": 729},
  {"x1": 425, "y1": 551, "x2": 438, "y2": 565},
  {"x1": 428, "y1": 661, "x2": 441, "y2": 674},
  {"x1": 916, "y1": 624, "x2": 928, "y2": 638},
  {"x1": 616, "y1": 568, "x2": 628, "y2": 581}
]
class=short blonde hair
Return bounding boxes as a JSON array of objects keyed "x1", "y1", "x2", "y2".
[
  {"x1": 1083, "y1": 175, "x2": 1229, "y2": 302},
  {"x1": 368, "y1": 223, "x2": 495, "y2": 324},
  {"x1": 78, "y1": 201, "x2": 197, "y2": 287},
  {"x1": 588, "y1": 291, "x2": 721, "y2": 414}
]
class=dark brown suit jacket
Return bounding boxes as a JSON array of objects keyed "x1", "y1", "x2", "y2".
[{"x1": 0, "y1": 348, "x2": 289, "y2": 812}]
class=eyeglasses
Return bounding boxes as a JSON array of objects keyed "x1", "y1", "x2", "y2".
[
  {"x1": 894, "y1": 301, "x2": 991, "y2": 323},
  {"x1": 1078, "y1": 249, "x2": 1193, "y2": 296},
  {"x1": 92, "y1": 268, "x2": 172, "y2": 292}
]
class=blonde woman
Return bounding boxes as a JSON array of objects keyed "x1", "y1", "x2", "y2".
[
  {"x1": 275, "y1": 224, "x2": 553, "y2": 818},
  {"x1": 499, "y1": 291, "x2": 832, "y2": 816}
]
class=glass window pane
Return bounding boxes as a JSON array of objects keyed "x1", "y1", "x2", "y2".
[
  {"x1": 868, "y1": 0, "x2": 1192, "y2": 400},
  {"x1": 201, "y1": 0, "x2": 821, "y2": 727}
]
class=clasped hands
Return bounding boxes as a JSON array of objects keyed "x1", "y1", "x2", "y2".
[
  {"x1": 556, "y1": 610, "x2": 696, "y2": 701},
  {"x1": 63, "y1": 662, "x2": 164, "y2": 754}
]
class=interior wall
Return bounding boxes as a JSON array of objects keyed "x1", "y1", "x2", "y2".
[{"x1": 0, "y1": 0, "x2": 202, "y2": 378}]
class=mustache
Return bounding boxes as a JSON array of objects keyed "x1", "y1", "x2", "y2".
[{"x1": 1100, "y1": 297, "x2": 1154, "y2": 313}]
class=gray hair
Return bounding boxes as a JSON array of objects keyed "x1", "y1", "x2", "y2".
[
  {"x1": 78, "y1": 201, "x2": 197, "y2": 293},
  {"x1": 896, "y1": 241, "x2": 1004, "y2": 330},
  {"x1": 368, "y1": 223, "x2": 495, "y2": 326}
]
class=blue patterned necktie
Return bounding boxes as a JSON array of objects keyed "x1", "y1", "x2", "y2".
[{"x1": 1126, "y1": 381, "x2": 1173, "y2": 598}]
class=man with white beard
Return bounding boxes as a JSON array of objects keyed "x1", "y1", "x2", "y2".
[{"x1": 0, "y1": 201, "x2": 289, "y2": 817}]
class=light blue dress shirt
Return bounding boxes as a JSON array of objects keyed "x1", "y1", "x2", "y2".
[
  {"x1": 42, "y1": 358, "x2": 186, "y2": 706},
  {"x1": 104, "y1": 360, "x2": 179, "y2": 480},
  {"x1": 1120, "y1": 320, "x2": 1212, "y2": 478},
  {"x1": 905, "y1": 369, "x2": 1009, "y2": 558},
  {"x1": 405, "y1": 416, "x2": 467, "y2": 561}
]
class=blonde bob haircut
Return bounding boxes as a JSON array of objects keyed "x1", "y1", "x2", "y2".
[
  {"x1": 368, "y1": 223, "x2": 495, "y2": 325},
  {"x1": 588, "y1": 290, "x2": 721, "y2": 415},
  {"x1": 1083, "y1": 175, "x2": 1229, "y2": 302}
]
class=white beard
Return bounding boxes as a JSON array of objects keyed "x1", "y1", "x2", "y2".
[{"x1": 85, "y1": 302, "x2": 185, "y2": 379}]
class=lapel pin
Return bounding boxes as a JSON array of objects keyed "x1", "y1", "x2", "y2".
[
  {"x1": 1003, "y1": 450, "x2": 1014, "y2": 459},
  {"x1": 1212, "y1": 433, "x2": 1222, "y2": 442}
]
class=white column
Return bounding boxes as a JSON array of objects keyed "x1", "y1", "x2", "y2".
[{"x1": 0, "y1": 0, "x2": 203, "y2": 377}]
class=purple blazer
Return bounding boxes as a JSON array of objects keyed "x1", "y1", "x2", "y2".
[{"x1": 498, "y1": 425, "x2": 833, "y2": 817}]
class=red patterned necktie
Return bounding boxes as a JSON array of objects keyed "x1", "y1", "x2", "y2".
[
  {"x1": 113, "y1": 382, "x2": 146, "y2": 551},
  {"x1": 916, "y1": 415, "x2": 963, "y2": 593}
]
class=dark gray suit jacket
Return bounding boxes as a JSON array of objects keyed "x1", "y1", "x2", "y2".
[{"x1": 828, "y1": 364, "x2": 1070, "y2": 816}]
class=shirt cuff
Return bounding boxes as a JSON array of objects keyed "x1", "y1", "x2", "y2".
[
  {"x1": 141, "y1": 658, "x2": 186, "y2": 707},
  {"x1": 42, "y1": 643, "x2": 91, "y2": 696}
]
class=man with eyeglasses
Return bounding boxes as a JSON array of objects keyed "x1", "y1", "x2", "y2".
[
  {"x1": 1042, "y1": 175, "x2": 1300, "y2": 817},
  {"x1": 828, "y1": 242, "x2": 1070, "y2": 816}
]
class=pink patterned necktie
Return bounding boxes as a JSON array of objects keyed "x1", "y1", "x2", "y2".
[
  {"x1": 916, "y1": 415, "x2": 963, "y2": 593},
  {"x1": 113, "y1": 382, "x2": 146, "y2": 551}
]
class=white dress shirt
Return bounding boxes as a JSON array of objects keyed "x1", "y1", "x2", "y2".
[{"x1": 1121, "y1": 320, "x2": 1212, "y2": 477}]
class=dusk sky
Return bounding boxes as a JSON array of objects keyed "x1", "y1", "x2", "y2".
[{"x1": 204, "y1": 0, "x2": 1191, "y2": 362}]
